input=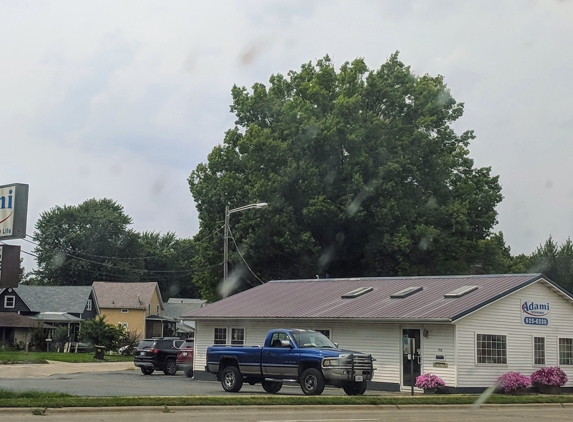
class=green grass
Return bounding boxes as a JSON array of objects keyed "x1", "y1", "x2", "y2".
[
  {"x1": 0, "y1": 350, "x2": 134, "y2": 364},
  {"x1": 0, "y1": 389, "x2": 571, "y2": 409}
]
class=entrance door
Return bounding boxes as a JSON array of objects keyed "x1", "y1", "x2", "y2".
[{"x1": 402, "y1": 328, "x2": 421, "y2": 388}]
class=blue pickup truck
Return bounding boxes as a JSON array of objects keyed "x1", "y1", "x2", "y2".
[{"x1": 206, "y1": 328, "x2": 375, "y2": 395}]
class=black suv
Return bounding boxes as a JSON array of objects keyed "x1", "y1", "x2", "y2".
[{"x1": 134, "y1": 337, "x2": 185, "y2": 375}]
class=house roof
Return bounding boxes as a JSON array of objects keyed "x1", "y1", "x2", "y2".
[
  {"x1": 92, "y1": 281, "x2": 163, "y2": 310},
  {"x1": 9, "y1": 285, "x2": 97, "y2": 314},
  {"x1": 163, "y1": 300, "x2": 206, "y2": 321},
  {"x1": 30, "y1": 312, "x2": 83, "y2": 322},
  {"x1": 182, "y1": 274, "x2": 572, "y2": 322},
  {"x1": 0, "y1": 312, "x2": 51, "y2": 328}
]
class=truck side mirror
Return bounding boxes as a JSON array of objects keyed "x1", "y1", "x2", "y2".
[{"x1": 280, "y1": 339, "x2": 292, "y2": 348}]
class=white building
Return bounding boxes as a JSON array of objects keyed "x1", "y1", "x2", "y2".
[{"x1": 182, "y1": 273, "x2": 573, "y2": 392}]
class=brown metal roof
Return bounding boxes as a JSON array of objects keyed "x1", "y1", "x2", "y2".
[{"x1": 182, "y1": 274, "x2": 568, "y2": 322}]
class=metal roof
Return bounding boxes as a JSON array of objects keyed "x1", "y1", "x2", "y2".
[{"x1": 182, "y1": 274, "x2": 571, "y2": 322}]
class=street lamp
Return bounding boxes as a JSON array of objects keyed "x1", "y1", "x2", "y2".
[{"x1": 223, "y1": 202, "x2": 268, "y2": 294}]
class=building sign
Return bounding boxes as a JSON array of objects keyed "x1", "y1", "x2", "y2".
[
  {"x1": 0, "y1": 245, "x2": 20, "y2": 288},
  {"x1": 521, "y1": 299, "x2": 550, "y2": 326},
  {"x1": 0, "y1": 183, "x2": 28, "y2": 240}
]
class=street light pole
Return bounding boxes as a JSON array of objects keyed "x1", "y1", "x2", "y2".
[{"x1": 223, "y1": 202, "x2": 268, "y2": 294}]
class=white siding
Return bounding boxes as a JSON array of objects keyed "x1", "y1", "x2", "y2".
[
  {"x1": 420, "y1": 324, "x2": 456, "y2": 387},
  {"x1": 455, "y1": 281, "x2": 573, "y2": 388}
]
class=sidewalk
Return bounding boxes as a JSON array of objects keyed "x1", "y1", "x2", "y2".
[{"x1": 0, "y1": 360, "x2": 135, "y2": 378}]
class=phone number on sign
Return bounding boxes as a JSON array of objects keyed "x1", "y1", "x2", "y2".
[{"x1": 524, "y1": 317, "x2": 548, "y2": 325}]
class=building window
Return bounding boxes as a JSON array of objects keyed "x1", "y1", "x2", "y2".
[
  {"x1": 231, "y1": 328, "x2": 245, "y2": 345},
  {"x1": 156, "y1": 304, "x2": 160, "y2": 315},
  {"x1": 476, "y1": 334, "x2": 507, "y2": 364},
  {"x1": 534, "y1": 337, "x2": 545, "y2": 365},
  {"x1": 148, "y1": 304, "x2": 150, "y2": 315},
  {"x1": 119, "y1": 322, "x2": 128, "y2": 329},
  {"x1": 4, "y1": 295, "x2": 15, "y2": 308},
  {"x1": 121, "y1": 309, "x2": 129, "y2": 313},
  {"x1": 559, "y1": 338, "x2": 573, "y2": 365},
  {"x1": 214, "y1": 328, "x2": 227, "y2": 345},
  {"x1": 315, "y1": 329, "x2": 331, "y2": 339},
  {"x1": 86, "y1": 299, "x2": 92, "y2": 311}
]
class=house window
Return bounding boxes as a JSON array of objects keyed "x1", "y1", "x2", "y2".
[
  {"x1": 121, "y1": 309, "x2": 129, "y2": 313},
  {"x1": 156, "y1": 304, "x2": 160, "y2": 315},
  {"x1": 214, "y1": 328, "x2": 227, "y2": 345},
  {"x1": 476, "y1": 334, "x2": 507, "y2": 364},
  {"x1": 148, "y1": 304, "x2": 150, "y2": 315},
  {"x1": 559, "y1": 338, "x2": 573, "y2": 365},
  {"x1": 315, "y1": 329, "x2": 331, "y2": 339},
  {"x1": 86, "y1": 299, "x2": 92, "y2": 311},
  {"x1": 4, "y1": 295, "x2": 15, "y2": 308},
  {"x1": 231, "y1": 328, "x2": 245, "y2": 345},
  {"x1": 534, "y1": 337, "x2": 545, "y2": 365},
  {"x1": 119, "y1": 322, "x2": 128, "y2": 329}
]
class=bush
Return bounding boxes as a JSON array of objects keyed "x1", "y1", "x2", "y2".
[
  {"x1": 415, "y1": 373, "x2": 446, "y2": 390},
  {"x1": 497, "y1": 372, "x2": 530, "y2": 393},
  {"x1": 531, "y1": 366, "x2": 568, "y2": 387}
]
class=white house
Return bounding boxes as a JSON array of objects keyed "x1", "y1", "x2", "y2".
[{"x1": 182, "y1": 273, "x2": 573, "y2": 392}]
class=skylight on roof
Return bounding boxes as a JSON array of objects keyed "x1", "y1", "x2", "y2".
[
  {"x1": 444, "y1": 285, "x2": 478, "y2": 298},
  {"x1": 341, "y1": 286, "x2": 373, "y2": 299},
  {"x1": 390, "y1": 286, "x2": 423, "y2": 298}
]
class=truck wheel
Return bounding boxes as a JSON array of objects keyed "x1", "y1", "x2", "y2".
[
  {"x1": 221, "y1": 365, "x2": 243, "y2": 392},
  {"x1": 141, "y1": 367, "x2": 154, "y2": 375},
  {"x1": 300, "y1": 368, "x2": 325, "y2": 395},
  {"x1": 163, "y1": 359, "x2": 177, "y2": 375},
  {"x1": 262, "y1": 380, "x2": 283, "y2": 394},
  {"x1": 343, "y1": 381, "x2": 367, "y2": 396},
  {"x1": 184, "y1": 367, "x2": 194, "y2": 378}
]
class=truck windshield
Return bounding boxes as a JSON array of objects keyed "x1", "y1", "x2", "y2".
[{"x1": 290, "y1": 331, "x2": 336, "y2": 349}]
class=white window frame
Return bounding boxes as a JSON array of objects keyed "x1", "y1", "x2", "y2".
[
  {"x1": 214, "y1": 327, "x2": 227, "y2": 345},
  {"x1": 4, "y1": 295, "x2": 15, "y2": 308},
  {"x1": 121, "y1": 309, "x2": 129, "y2": 313},
  {"x1": 231, "y1": 328, "x2": 245, "y2": 345},
  {"x1": 559, "y1": 338, "x2": 573, "y2": 365},
  {"x1": 119, "y1": 322, "x2": 128, "y2": 329},
  {"x1": 86, "y1": 299, "x2": 92, "y2": 311},
  {"x1": 476, "y1": 333, "x2": 507, "y2": 365},
  {"x1": 533, "y1": 336, "x2": 545, "y2": 366}
]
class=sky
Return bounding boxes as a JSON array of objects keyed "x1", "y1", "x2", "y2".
[{"x1": 1, "y1": 0, "x2": 573, "y2": 273}]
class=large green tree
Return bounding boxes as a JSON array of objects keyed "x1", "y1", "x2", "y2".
[
  {"x1": 528, "y1": 236, "x2": 573, "y2": 292},
  {"x1": 189, "y1": 53, "x2": 504, "y2": 301},
  {"x1": 32, "y1": 198, "x2": 198, "y2": 300}
]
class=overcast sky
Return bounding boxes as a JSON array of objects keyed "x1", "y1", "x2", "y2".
[{"x1": 2, "y1": 0, "x2": 572, "y2": 272}]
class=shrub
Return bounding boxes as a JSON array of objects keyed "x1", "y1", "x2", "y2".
[
  {"x1": 531, "y1": 366, "x2": 568, "y2": 387},
  {"x1": 497, "y1": 372, "x2": 530, "y2": 393},
  {"x1": 415, "y1": 373, "x2": 446, "y2": 390}
]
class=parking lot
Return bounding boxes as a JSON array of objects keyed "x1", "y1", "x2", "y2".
[{"x1": 0, "y1": 361, "x2": 385, "y2": 397}]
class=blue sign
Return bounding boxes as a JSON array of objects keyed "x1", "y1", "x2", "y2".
[{"x1": 524, "y1": 317, "x2": 548, "y2": 326}]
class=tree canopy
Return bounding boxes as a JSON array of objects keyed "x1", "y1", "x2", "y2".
[
  {"x1": 190, "y1": 53, "x2": 505, "y2": 301},
  {"x1": 31, "y1": 198, "x2": 198, "y2": 299}
]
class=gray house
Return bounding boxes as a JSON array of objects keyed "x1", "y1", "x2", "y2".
[
  {"x1": 183, "y1": 273, "x2": 573, "y2": 392},
  {"x1": 0, "y1": 285, "x2": 99, "y2": 347}
]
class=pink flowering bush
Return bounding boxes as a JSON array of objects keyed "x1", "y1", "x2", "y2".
[
  {"x1": 531, "y1": 366, "x2": 568, "y2": 387},
  {"x1": 496, "y1": 372, "x2": 530, "y2": 393},
  {"x1": 415, "y1": 373, "x2": 446, "y2": 390}
]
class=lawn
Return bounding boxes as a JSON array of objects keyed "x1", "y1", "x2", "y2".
[
  {"x1": 0, "y1": 350, "x2": 134, "y2": 364},
  {"x1": 0, "y1": 389, "x2": 572, "y2": 408}
]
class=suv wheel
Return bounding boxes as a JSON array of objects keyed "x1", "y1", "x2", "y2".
[
  {"x1": 141, "y1": 367, "x2": 154, "y2": 375},
  {"x1": 163, "y1": 359, "x2": 177, "y2": 375}
]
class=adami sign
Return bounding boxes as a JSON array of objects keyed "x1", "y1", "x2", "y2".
[
  {"x1": 0, "y1": 183, "x2": 28, "y2": 240},
  {"x1": 521, "y1": 299, "x2": 550, "y2": 326}
]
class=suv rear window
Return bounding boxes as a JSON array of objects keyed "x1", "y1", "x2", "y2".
[
  {"x1": 137, "y1": 340, "x2": 156, "y2": 349},
  {"x1": 181, "y1": 340, "x2": 194, "y2": 348}
]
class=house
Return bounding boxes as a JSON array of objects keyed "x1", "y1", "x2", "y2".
[
  {"x1": 182, "y1": 273, "x2": 573, "y2": 392},
  {"x1": 163, "y1": 298, "x2": 206, "y2": 338},
  {"x1": 92, "y1": 281, "x2": 175, "y2": 340},
  {"x1": 0, "y1": 285, "x2": 99, "y2": 346},
  {"x1": 0, "y1": 312, "x2": 51, "y2": 349}
]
